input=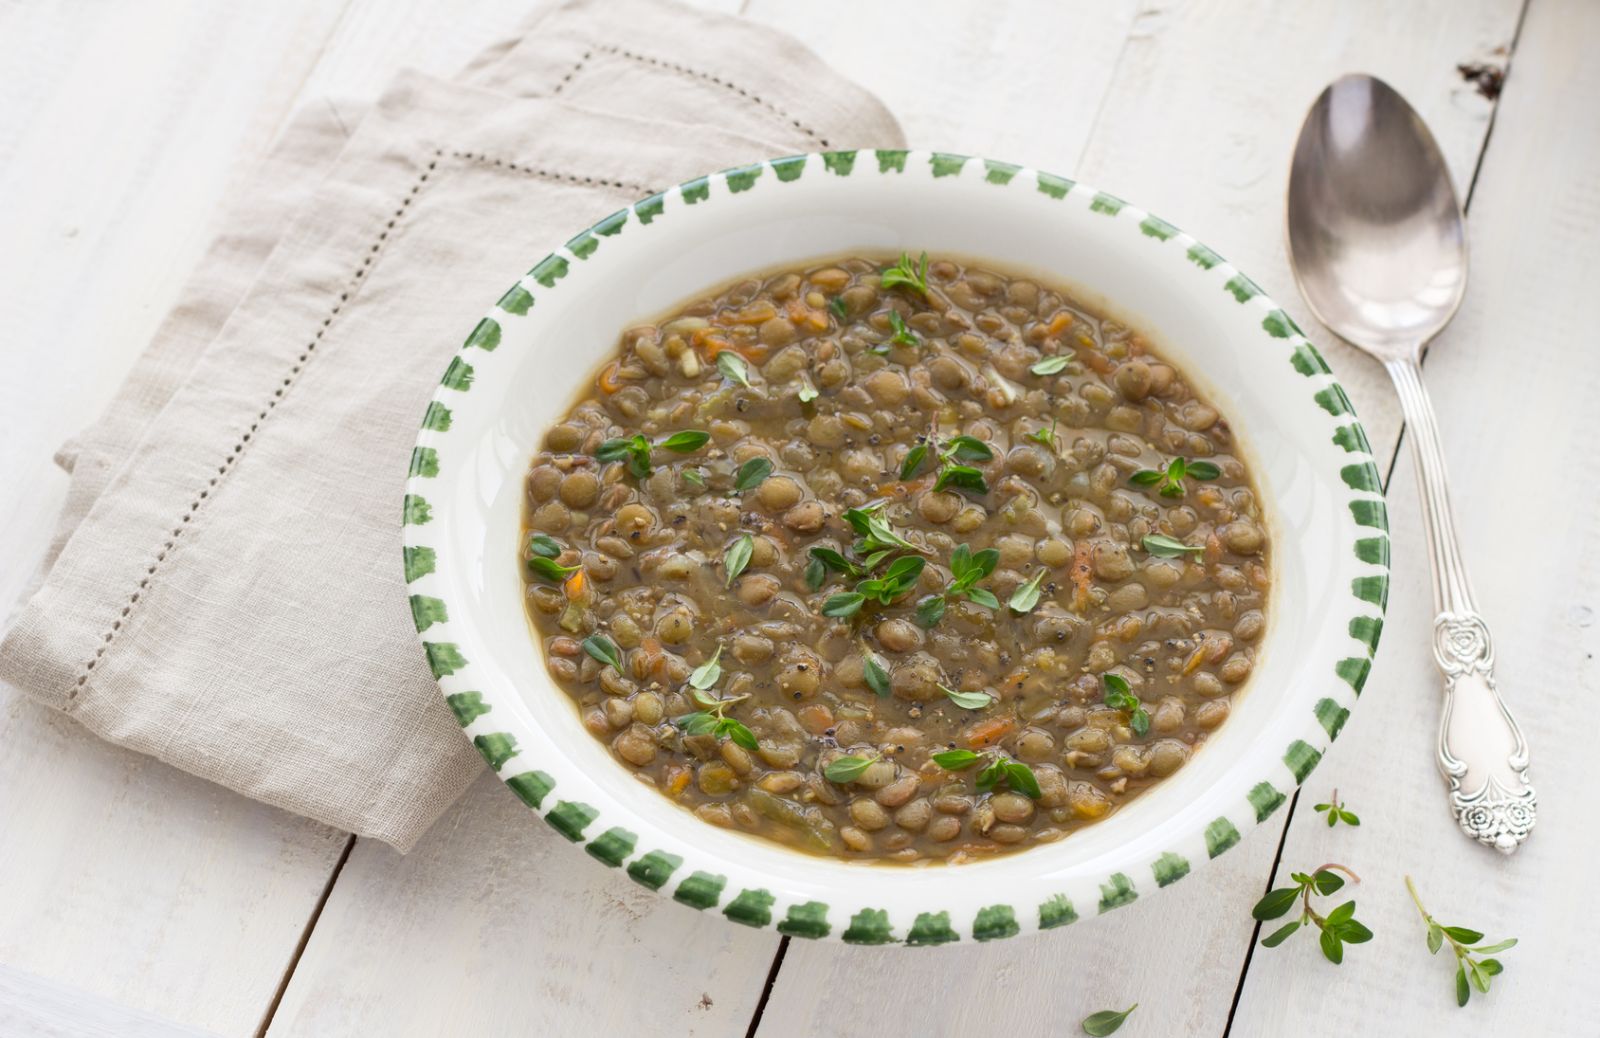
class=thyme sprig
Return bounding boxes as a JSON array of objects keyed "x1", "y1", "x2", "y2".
[
  {"x1": 1406, "y1": 876, "x2": 1517, "y2": 1006},
  {"x1": 1130, "y1": 456, "x2": 1220, "y2": 498},
  {"x1": 914, "y1": 544, "x2": 1000, "y2": 627},
  {"x1": 1253, "y1": 864, "x2": 1372, "y2": 964}
]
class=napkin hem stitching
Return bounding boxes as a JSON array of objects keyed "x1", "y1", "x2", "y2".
[
  {"x1": 71, "y1": 149, "x2": 449, "y2": 699},
  {"x1": 551, "y1": 44, "x2": 829, "y2": 148}
]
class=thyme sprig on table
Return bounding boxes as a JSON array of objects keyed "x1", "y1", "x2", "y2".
[
  {"x1": 1252, "y1": 863, "x2": 1372, "y2": 963},
  {"x1": 1406, "y1": 876, "x2": 1517, "y2": 1006},
  {"x1": 1314, "y1": 789, "x2": 1360, "y2": 828},
  {"x1": 1081, "y1": 1005, "x2": 1137, "y2": 1036}
]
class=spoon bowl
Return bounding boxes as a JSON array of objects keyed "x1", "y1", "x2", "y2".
[{"x1": 1287, "y1": 73, "x2": 1467, "y2": 357}]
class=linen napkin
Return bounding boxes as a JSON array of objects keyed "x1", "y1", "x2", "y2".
[{"x1": 1, "y1": 0, "x2": 903, "y2": 851}]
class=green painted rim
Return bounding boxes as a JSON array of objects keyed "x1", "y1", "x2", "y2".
[{"x1": 403, "y1": 149, "x2": 1388, "y2": 943}]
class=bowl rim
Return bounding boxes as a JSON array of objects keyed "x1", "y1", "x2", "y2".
[{"x1": 401, "y1": 148, "x2": 1389, "y2": 945}]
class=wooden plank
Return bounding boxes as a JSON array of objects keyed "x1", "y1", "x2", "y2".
[
  {"x1": 0, "y1": 1, "x2": 557, "y2": 1033},
  {"x1": 265, "y1": 774, "x2": 780, "y2": 1036},
  {"x1": 742, "y1": 0, "x2": 1141, "y2": 175},
  {"x1": 750, "y1": 3, "x2": 1521, "y2": 1036},
  {"x1": 1230, "y1": 0, "x2": 1597, "y2": 1032},
  {"x1": 0, "y1": 5, "x2": 365, "y2": 1036},
  {"x1": 0, "y1": 688, "x2": 350, "y2": 1036},
  {"x1": 0, "y1": 961, "x2": 228, "y2": 1038}
]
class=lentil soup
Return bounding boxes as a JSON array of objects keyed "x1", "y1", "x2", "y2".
[{"x1": 520, "y1": 254, "x2": 1270, "y2": 863}]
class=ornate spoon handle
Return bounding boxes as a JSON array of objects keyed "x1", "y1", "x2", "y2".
[{"x1": 1386, "y1": 357, "x2": 1535, "y2": 853}]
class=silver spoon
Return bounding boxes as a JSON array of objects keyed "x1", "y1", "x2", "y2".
[{"x1": 1286, "y1": 73, "x2": 1535, "y2": 854}]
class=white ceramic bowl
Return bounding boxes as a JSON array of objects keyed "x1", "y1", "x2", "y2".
[{"x1": 402, "y1": 150, "x2": 1388, "y2": 944}]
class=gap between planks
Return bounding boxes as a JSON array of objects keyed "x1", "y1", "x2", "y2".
[
  {"x1": 255, "y1": 834, "x2": 357, "y2": 1038},
  {"x1": 1222, "y1": 0, "x2": 1534, "y2": 1032}
]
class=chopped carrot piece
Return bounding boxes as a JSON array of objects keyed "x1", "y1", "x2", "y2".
[
  {"x1": 1069, "y1": 540, "x2": 1094, "y2": 613},
  {"x1": 1045, "y1": 312, "x2": 1074, "y2": 337},
  {"x1": 597, "y1": 361, "x2": 622, "y2": 394},
  {"x1": 876, "y1": 474, "x2": 932, "y2": 497},
  {"x1": 563, "y1": 569, "x2": 587, "y2": 599},
  {"x1": 1080, "y1": 350, "x2": 1114, "y2": 375},
  {"x1": 666, "y1": 768, "x2": 691, "y2": 797},
  {"x1": 962, "y1": 715, "x2": 1017, "y2": 749},
  {"x1": 732, "y1": 342, "x2": 770, "y2": 365}
]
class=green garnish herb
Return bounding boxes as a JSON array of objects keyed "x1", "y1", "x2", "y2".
[
  {"x1": 1142, "y1": 533, "x2": 1206, "y2": 559},
  {"x1": 879, "y1": 250, "x2": 930, "y2": 296},
  {"x1": 932, "y1": 464, "x2": 988, "y2": 495},
  {"x1": 688, "y1": 645, "x2": 723, "y2": 691},
  {"x1": 915, "y1": 545, "x2": 999, "y2": 628},
  {"x1": 528, "y1": 534, "x2": 562, "y2": 558},
  {"x1": 1081, "y1": 1005, "x2": 1137, "y2": 1036},
  {"x1": 1406, "y1": 876, "x2": 1516, "y2": 1006},
  {"x1": 797, "y1": 376, "x2": 819, "y2": 404},
  {"x1": 942, "y1": 435, "x2": 995, "y2": 462},
  {"x1": 1314, "y1": 789, "x2": 1360, "y2": 828},
  {"x1": 828, "y1": 296, "x2": 848, "y2": 321},
  {"x1": 724, "y1": 534, "x2": 754, "y2": 587},
  {"x1": 842, "y1": 503, "x2": 921, "y2": 556},
  {"x1": 733, "y1": 457, "x2": 773, "y2": 492},
  {"x1": 900, "y1": 436, "x2": 994, "y2": 495},
  {"x1": 931, "y1": 748, "x2": 980, "y2": 770},
  {"x1": 715, "y1": 350, "x2": 752, "y2": 387},
  {"x1": 529, "y1": 556, "x2": 582, "y2": 583},
  {"x1": 1253, "y1": 864, "x2": 1372, "y2": 964},
  {"x1": 940, "y1": 684, "x2": 994, "y2": 710},
  {"x1": 682, "y1": 467, "x2": 706, "y2": 489},
  {"x1": 863, "y1": 651, "x2": 891, "y2": 698},
  {"x1": 1030, "y1": 354, "x2": 1073, "y2": 377},
  {"x1": 675, "y1": 683, "x2": 758, "y2": 750},
  {"x1": 824, "y1": 752, "x2": 881, "y2": 784},
  {"x1": 977, "y1": 755, "x2": 1041, "y2": 798},
  {"x1": 596, "y1": 429, "x2": 710, "y2": 479},
  {"x1": 809, "y1": 546, "x2": 862, "y2": 579},
  {"x1": 1008, "y1": 568, "x2": 1047, "y2": 613},
  {"x1": 581, "y1": 634, "x2": 623, "y2": 673},
  {"x1": 1026, "y1": 419, "x2": 1058, "y2": 450},
  {"x1": 900, "y1": 443, "x2": 930, "y2": 481},
  {"x1": 657, "y1": 430, "x2": 712, "y2": 453},
  {"x1": 675, "y1": 709, "x2": 759, "y2": 751},
  {"x1": 1130, "y1": 456, "x2": 1221, "y2": 498},
  {"x1": 886, "y1": 309, "x2": 920, "y2": 347},
  {"x1": 823, "y1": 556, "x2": 926, "y2": 617},
  {"x1": 803, "y1": 555, "x2": 827, "y2": 590},
  {"x1": 1102, "y1": 673, "x2": 1150, "y2": 737},
  {"x1": 932, "y1": 748, "x2": 1041, "y2": 799}
]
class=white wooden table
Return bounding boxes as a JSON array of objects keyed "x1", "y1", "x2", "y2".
[{"x1": 2, "y1": 1, "x2": 1594, "y2": 1035}]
